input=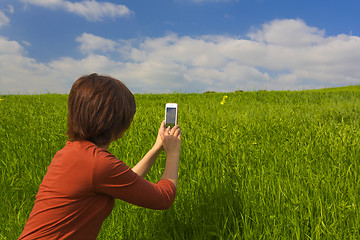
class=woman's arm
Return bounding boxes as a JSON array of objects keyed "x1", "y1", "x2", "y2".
[
  {"x1": 93, "y1": 150, "x2": 177, "y2": 210},
  {"x1": 131, "y1": 121, "x2": 166, "y2": 178},
  {"x1": 160, "y1": 125, "x2": 181, "y2": 188},
  {"x1": 132, "y1": 121, "x2": 182, "y2": 187},
  {"x1": 131, "y1": 146, "x2": 162, "y2": 178},
  {"x1": 94, "y1": 121, "x2": 181, "y2": 209}
]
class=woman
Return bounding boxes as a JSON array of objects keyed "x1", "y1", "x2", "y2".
[{"x1": 19, "y1": 73, "x2": 181, "y2": 239}]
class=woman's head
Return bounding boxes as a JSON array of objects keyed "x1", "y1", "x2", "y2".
[{"x1": 66, "y1": 73, "x2": 136, "y2": 146}]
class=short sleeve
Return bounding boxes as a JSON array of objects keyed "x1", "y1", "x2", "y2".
[{"x1": 92, "y1": 149, "x2": 176, "y2": 210}]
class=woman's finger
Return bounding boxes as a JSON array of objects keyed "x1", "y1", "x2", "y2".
[
  {"x1": 174, "y1": 128, "x2": 181, "y2": 137},
  {"x1": 159, "y1": 121, "x2": 166, "y2": 134},
  {"x1": 165, "y1": 126, "x2": 171, "y2": 135},
  {"x1": 170, "y1": 125, "x2": 179, "y2": 135}
]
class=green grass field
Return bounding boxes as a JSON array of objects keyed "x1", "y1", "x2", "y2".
[{"x1": 1, "y1": 86, "x2": 360, "y2": 239}]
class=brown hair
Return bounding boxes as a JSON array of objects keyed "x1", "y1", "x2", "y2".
[{"x1": 66, "y1": 73, "x2": 136, "y2": 146}]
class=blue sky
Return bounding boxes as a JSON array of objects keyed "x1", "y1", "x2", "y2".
[{"x1": 0, "y1": 0, "x2": 359, "y2": 94}]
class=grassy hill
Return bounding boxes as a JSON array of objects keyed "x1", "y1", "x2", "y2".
[{"x1": 1, "y1": 86, "x2": 359, "y2": 239}]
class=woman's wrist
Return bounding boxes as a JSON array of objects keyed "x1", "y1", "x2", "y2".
[
  {"x1": 165, "y1": 151, "x2": 180, "y2": 159},
  {"x1": 152, "y1": 143, "x2": 163, "y2": 153}
]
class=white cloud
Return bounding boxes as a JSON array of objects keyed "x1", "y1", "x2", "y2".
[
  {"x1": 8, "y1": 5, "x2": 15, "y2": 14},
  {"x1": 21, "y1": 0, "x2": 133, "y2": 21},
  {"x1": 0, "y1": 37, "x2": 69, "y2": 94},
  {"x1": 248, "y1": 19, "x2": 325, "y2": 47},
  {"x1": 0, "y1": 10, "x2": 10, "y2": 28},
  {"x1": 22, "y1": 41, "x2": 32, "y2": 47},
  {"x1": 76, "y1": 33, "x2": 118, "y2": 54},
  {"x1": 0, "y1": 37, "x2": 24, "y2": 55},
  {"x1": 22, "y1": 0, "x2": 64, "y2": 8},
  {"x1": 1, "y1": 18, "x2": 360, "y2": 94},
  {"x1": 64, "y1": 1, "x2": 133, "y2": 21}
]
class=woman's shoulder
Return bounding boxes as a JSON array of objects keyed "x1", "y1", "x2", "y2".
[
  {"x1": 61, "y1": 140, "x2": 127, "y2": 170},
  {"x1": 56, "y1": 140, "x2": 111, "y2": 164},
  {"x1": 65, "y1": 140, "x2": 106, "y2": 154}
]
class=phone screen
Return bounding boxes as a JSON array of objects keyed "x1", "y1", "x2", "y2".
[{"x1": 165, "y1": 107, "x2": 177, "y2": 128}]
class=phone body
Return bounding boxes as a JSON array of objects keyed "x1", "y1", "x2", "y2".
[{"x1": 165, "y1": 103, "x2": 178, "y2": 128}]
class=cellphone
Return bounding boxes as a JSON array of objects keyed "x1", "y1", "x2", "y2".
[{"x1": 165, "y1": 103, "x2": 178, "y2": 128}]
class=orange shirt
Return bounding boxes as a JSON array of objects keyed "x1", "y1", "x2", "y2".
[{"x1": 19, "y1": 140, "x2": 176, "y2": 240}]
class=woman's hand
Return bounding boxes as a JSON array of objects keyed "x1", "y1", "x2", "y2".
[
  {"x1": 162, "y1": 124, "x2": 181, "y2": 157},
  {"x1": 153, "y1": 121, "x2": 181, "y2": 154},
  {"x1": 132, "y1": 121, "x2": 181, "y2": 182},
  {"x1": 160, "y1": 124, "x2": 181, "y2": 187},
  {"x1": 153, "y1": 121, "x2": 166, "y2": 151},
  {"x1": 132, "y1": 121, "x2": 168, "y2": 178}
]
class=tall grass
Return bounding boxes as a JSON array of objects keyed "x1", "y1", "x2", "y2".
[{"x1": 1, "y1": 86, "x2": 359, "y2": 239}]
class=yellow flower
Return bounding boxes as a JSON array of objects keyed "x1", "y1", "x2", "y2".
[
  {"x1": 220, "y1": 95, "x2": 228, "y2": 105},
  {"x1": 0, "y1": 99, "x2": 3, "y2": 101}
]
